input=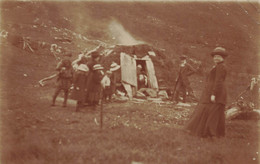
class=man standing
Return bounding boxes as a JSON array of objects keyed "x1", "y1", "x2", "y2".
[
  {"x1": 173, "y1": 55, "x2": 197, "y2": 103},
  {"x1": 51, "y1": 52, "x2": 73, "y2": 107}
]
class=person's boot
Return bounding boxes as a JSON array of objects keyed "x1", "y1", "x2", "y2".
[
  {"x1": 63, "y1": 90, "x2": 68, "y2": 107},
  {"x1": 51, "y1": 88, "x2": 60, "y2": 106},
  {"x1": 51, "y1": 97, "x2": 56, "y2": 106}
]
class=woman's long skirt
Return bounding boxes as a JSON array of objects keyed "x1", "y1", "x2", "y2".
[{"x1": 185, "y1": 103, "x2": 225, "y2": 137}]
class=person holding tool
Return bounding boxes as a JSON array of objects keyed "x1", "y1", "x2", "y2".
[{"x1": 172, "y1": 55, "x2": 197, "y2": 103}]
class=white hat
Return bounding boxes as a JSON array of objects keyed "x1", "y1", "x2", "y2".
[
  {"x1": 93, "y1": 64, "x2": 104, "y2": 71},
  {"x1": 106, "y1": 70, "x2": 112, "y2": 74},
  {"x1": 110, "y1": 62, "x2": 120, "y2": 72},
  {"x1": 77, "y1": 64, "x2": 89, "y2": 72},
  {"x1": 137, "y1": 64, "x2": 142, "y2": 69},
  {"x1": 78, "y1": 53, "x2": 84, "y2": 60}
]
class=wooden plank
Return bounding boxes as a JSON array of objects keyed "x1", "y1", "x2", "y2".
[
  {"x1": 120, "y1": 52, "x2": 137, "y2": 87},
  {"x1": 122, "y1": 82, "x2": 133, "y2": 100},
  {"x1": 145, "y1": 58, "x2": 159, "y2": 90}
]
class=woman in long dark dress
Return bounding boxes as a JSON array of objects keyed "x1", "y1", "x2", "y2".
[
  {"x1": 185, "y1": 47, "x2": 228, "y2": 138},
  {"x1": 71, "y1": 64, "x2": 89, "y2": 112},
  {"x1": 87, "y1": 64, "x2": 104, "y2": 110}
]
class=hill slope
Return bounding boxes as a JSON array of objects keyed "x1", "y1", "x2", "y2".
[{"x1": 1, "y1": 1, "x2": 259, "y2": 99}]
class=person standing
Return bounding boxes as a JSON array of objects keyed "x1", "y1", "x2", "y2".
[
  {"x1": 87, "y1": 64, "x2": 104, "y2": 110},
  {"x1": 173, "y1": 55, "x2": 197, "y2": 103},
  {"x1": 185, "y1": 47, "x2": 228, "y2": 138},
  {"x1": 85, "y1": 51, "x2": 101, "y2": 104},
  {"x1": 110, "y1": 62, "x2": 121, "y2": 96},
  {"x1": 71, "y1": 64, "x2": 89, "y2": 112},
  {"x1": 249, "y1": 77, "x2": 259, "y2": 109},
  {"x1": 51, "y1": 52, "x2": 73, "y2": 107},
  {"x1": 101, "y1": 70, "x2": 113, "y2": 102},
  {"x1": 137, "y1": 64, "x2": 148, "y2": 90}
]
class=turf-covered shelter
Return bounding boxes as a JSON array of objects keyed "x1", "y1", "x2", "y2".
[{"x1": 91, "y1": 43, "x2": 167, "y2": 98}]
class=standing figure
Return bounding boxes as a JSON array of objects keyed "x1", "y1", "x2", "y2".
[
  {"x1": 71, "y1": 64, "x2": 89, "y2": 112},
  {"x1": 51, "y1": 53, "x2": 73, "y2": 107},
  {"x1": 173, "y1": 55, "x2": 197, "y2": 103},
  {"x1": 101, "y1": 70, "x2": 113, "y2": 102},
  {"x1": 110, "y1": 62, "x2": 121, "y2": 96},
  {"x1": 137, "y1": 64, "x2": 148, "y2": 90},
  {"x1": 87, "y1": 64, "x2": 104, "y2": 110},
  {"x1": 185, "y1": 47, "x2": 228, "y2": 138},
  {"x1": 85, "y1": 51, "x2": 101, "y2": 104},
  {"x1": 249, "y1": 77, "x2": 259, "y2": 109}
]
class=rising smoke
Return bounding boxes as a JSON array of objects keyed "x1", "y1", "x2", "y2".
[{"x1": 108, "y1": 20, "x2": 144, "y2": 45}]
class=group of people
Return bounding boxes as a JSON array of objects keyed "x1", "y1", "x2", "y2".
[
  {"x1": 51, "y1": 50, "x2": 121, "y2": 112},
  {"x1": 50, "y1": 46, "x2": 236, "y2": 138}
]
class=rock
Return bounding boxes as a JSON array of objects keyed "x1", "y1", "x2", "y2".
[
  {"x1": 158, "y1": 90, "x2": 169, "y2": 99},
  {"x1": 177, "y1": 102, "x2": 191, "y2": 107}
]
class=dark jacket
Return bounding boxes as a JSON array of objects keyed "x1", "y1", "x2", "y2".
[
  {"x1": 85, "y1": 60, "x2": 98, "y2": 91},
  {"x1": 55, "y1": 59, "x2": 73, "y2": 90},
  {"x1": 87, "y1": 70, "x2": 104, "y2": 103},
  {"x1": 110, "y1": 71, "x2": 121, "y2": 94},
  {"x1": 71, "y1": 71, "x2": 88, "y2": 101},
  {"x1": 177, "y1": 63, "x2": 196, "y2": 88},
  {"x1": 200, "y1": 62, "x2": 227, "y2": 105}
]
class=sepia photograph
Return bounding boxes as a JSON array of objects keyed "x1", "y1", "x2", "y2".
[{"x1": 0, "y1": 0, "x2": 259, "y2": 163}]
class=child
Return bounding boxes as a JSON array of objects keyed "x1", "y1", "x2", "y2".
[{"x1": 101, "y1": 70, "x2": 113, "y2": 102}]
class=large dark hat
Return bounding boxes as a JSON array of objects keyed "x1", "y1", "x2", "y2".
[{"x1": 211, "y1": 47, "x2": 228, "y2": 58}]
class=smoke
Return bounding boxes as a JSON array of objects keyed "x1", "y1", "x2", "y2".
[{"x1": 108, "y1": 20, "x2": 144, "y2": 45}]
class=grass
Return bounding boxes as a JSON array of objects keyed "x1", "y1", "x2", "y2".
[
  {"x1": 0, "y1": 41, "x2": 259, "y2": 164},
  {"x1": 1, "y1": 87, "x2": 259, "y2": 164},
  {"x1": 0, "y1": 2, "x2": 259, "y2": 164}
]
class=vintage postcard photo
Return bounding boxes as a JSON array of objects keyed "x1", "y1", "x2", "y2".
[{"x1": 0, "y1": 0, "x2": 259, "y2": 163}]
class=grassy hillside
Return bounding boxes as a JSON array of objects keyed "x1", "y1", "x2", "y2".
[
  {"x1": 1, "y1": 1, "x2": 259, "y2": 70},
  {"x1": 0, "y1": 1, "x2": 260, "y2": 164},
  {"x1": 1, "y1": 1, "x2": 259, "y2": 101}
]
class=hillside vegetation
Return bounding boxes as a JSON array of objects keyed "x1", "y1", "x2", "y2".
[{"x1": 1, "y1": 1, "x2": 260, "y2": 164}]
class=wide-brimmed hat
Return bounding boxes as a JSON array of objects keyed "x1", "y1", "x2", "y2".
[
  {"x1": 110, "y1": 62, "x2": 121, "y2": 71},
  {"x1": 93, "y1": 64, "x2": 104, "y2": 71},
  {"x1": 106, "y1": 70, "x2": 112, "y2": 74},
  {"x1": 211, "y1": 47, "x2": 228, "y2": 58},
  {"x1": 77, "y1": 64, "x2": 89, "y2": 72}
]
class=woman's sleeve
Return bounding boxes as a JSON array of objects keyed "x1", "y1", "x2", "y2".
[{"x1": 212, "y1": 64, "x2": 226, "y2": 96}]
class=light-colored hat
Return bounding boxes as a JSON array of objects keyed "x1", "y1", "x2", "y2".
[
  {"x1": 106, "y1": 70, "x2": 112, "y2": 74},
  {"x1": 93, "y1": 64, "x2": 104, "y2": 71},
  {"x1": 77, "y1": 64, "x2": 89, "y2": 72},
  {"x1": 137, "y1": 64, "x2": 142, "y2": 69},
  {"x1": 211, "y1": 47, "x2": 228, "y2": 58},
  {"x1": 110, "y1": 62, "x2": 121, "y2": 71}
]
